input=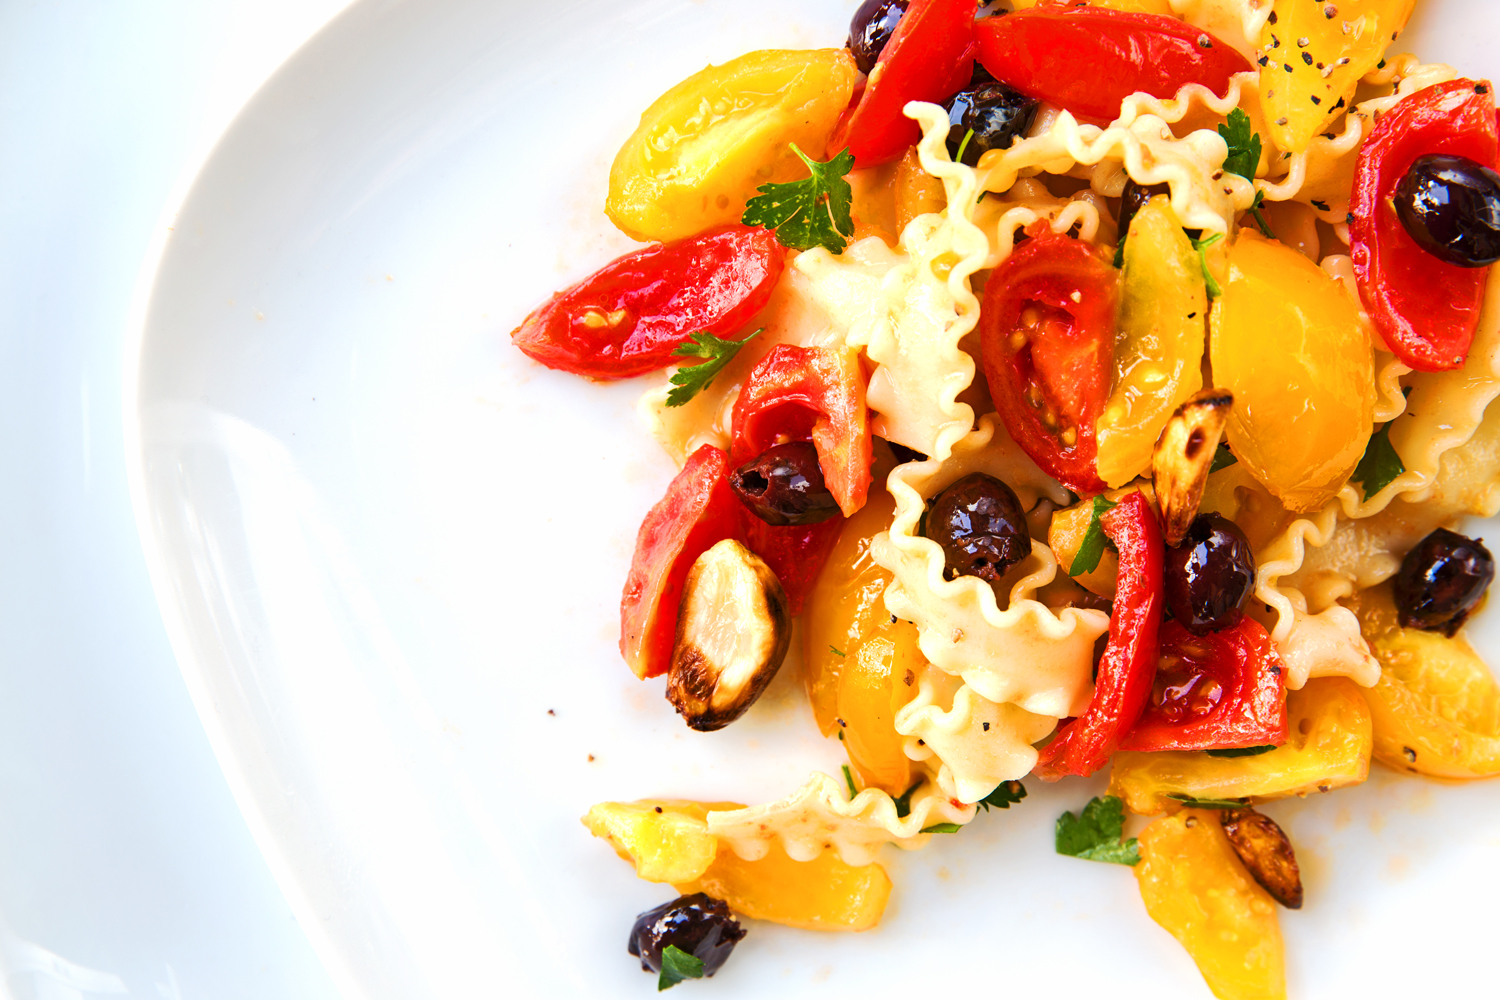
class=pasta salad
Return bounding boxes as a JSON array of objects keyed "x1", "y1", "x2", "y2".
[{"x1": 510, "y1": 0, "x2": 1500, "y2": 995}]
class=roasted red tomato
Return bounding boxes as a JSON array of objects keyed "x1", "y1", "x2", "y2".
[
  {"x1": 828, "y1": 0, "x2": 979, "y2": 167},
  {"x1": 1035, "y1": 490, "x2": 1164, "y2": 780},
  {"x1": 1350, "y1": 79, "x2": 1498, "y2": 372},
  {"x1": 512, "y1": 225, "x2": 784, "y2": 380},
  {"x1": 742, "y1": 517, "x2": 844, "y2": 618},
  {"x1": 979, "y1": 224, "x2": 1115, "y2": 495},
  {"x1": 975, "y1": 6, "x2": 1251, "y2": 124},
  {"x1": 730, "y1": 344, "x2": 873, "y2": 517},
  {"x1": 620, "y1": 446, "x2": 743, "y2": 679},
  {"x1": 1117, "y1": 618, "x2": 1289, "y2": 752}
]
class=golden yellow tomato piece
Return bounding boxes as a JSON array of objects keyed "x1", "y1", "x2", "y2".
[
  {"x1": 1047, "y1": 483, "x2": 1158, "y2": 599},
  {"x1": 838, "y1": 618, "x2": 921, "y2": 795},
  {"x1": 675, "y1": 840, "x2": 893, "y2": 932},
  {"x1": 1136, "y1": 810, "x2": 1286, "y2": 1000},
  {"x1": 1210, "y1": 233, "x2": 1374, "y2": 512},
  {"x1": 1109, "y1": 678, "x2": 1372, "y2": 814},
  {"x1": 1096, "y1": 196, "x2": 1207, "y2": 488},
  {"x1": 606, "y1": 48, "x2": 857, "y2": 243},
  {"x1": 582, "y1": 799, "x2": 741, "y2": 883},
  {"x1": 1258, "y1": 0, "x2": 1416, "y2": 154},
  {"x1": 894, "y1": 144, "x2": 947, "y2": 238},
  {"x1": 1367, "y1": 628, "x2": 1500, "y2": 778}
]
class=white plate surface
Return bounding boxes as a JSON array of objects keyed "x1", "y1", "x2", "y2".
[{"x1": 127, "y1": 0, "x2": 1500, "y2": 997}]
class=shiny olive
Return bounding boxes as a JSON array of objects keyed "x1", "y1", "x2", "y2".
[
  {"x1": 848, "y1": 0, "x2": 909, "y2": 75},
  {"x1": 943, "y1": 82, "x2": 1038, "y2": 167},
  {"x1": 730, "y1": 442, "x2": 839, "y2": 526},
  {"x1": 1164, "y1": 513, "x2": 1256, "y2": 635},
  {"x1": 923, "y1": 473, "x2": 1030, "y2": 583},
  {"x1": 628, "y1": 893, "x2": 746, "y2": 979},
  {"x1": 1394, "y1": 153, "x2": 1500, "y2": 268},
  {"x1": 1117, "y1": 178, "x2": 1200, "y2": 245},
  {"x1": 1393, "y1": 527, "x2": 1494, "y2": 636}
]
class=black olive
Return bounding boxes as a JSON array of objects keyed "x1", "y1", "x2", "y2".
[
  {"x1": 1164, "y1": 514, "x2": 1256, "y2": 635},
  {"x1": 628, "y1": 893, "x2": 746, "y2": 979},
  {"x1": 923, "y1": 473, "x2": 1029, "y2": 582},
  {"x1": 1392, "y1": 527, "x2": 1494, "y2": 636},
  {"x1": 848, "y1": 0, "x2": 909, "y2": 75},
  {"x1": 1394, "y1": 153, "x2": 1500, "y2": 268},
  {"x1": 943, "y1": 82, "x2": 1038, "y2": 166},
  {"x1": 730, "y1": 442, "x2": 840, "y2": 526}
]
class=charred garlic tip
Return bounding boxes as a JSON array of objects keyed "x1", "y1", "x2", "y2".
[
  {"x1": 1152, "y1": 388, "x2": 1233, "y2": 547},
  {"x1": 1220, "y1": 808, "x2": 1304, "y2": 910},
  {"x1": 667, "y1": 539, "x2": 791, "y2": 732}
]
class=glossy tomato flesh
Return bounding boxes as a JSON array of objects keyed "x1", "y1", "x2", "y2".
[
  {"x1": 980, "y1": 225, "x2": 1115, "y2": 495},
  {"x1": 512, "y1": 225, "x2": 784, "y2": 380},
  {"x1": 1350, "y1": 78, "x2": 1498, "y2": 372},
  {"x1": 975, "y1": 7, "x2": 1251, "y2": 124}
]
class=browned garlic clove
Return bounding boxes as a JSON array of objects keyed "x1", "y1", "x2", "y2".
[
  {"x1": 667, "y1": 539, "x2": 791, "y2": 732},
  {"x1": 1152, "y1": 388, "x2": 1233, "y2": 547},
  {"x1": 1219, "y1": 807, "x2": 1304, "y2": 910}
]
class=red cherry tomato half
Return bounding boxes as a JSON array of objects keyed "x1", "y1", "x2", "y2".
[
  {"x1": 828, "y1": 0, "x2": 979, "y2": 167},
  {"x1": 620, "y1": 445, "x2": 743, "y2": 679},
  {"x1": 512, "y1": 225, "x2": 785, "y2": 380},
  {"x1": 730, "y1": 344, "x2": 873, "y2": 518},
  {"x1": 975, "y1": 7, "x2": 1251, "y2": 124},
  {"x1": 1034, "y1": 491, "x2": 1164, "y2": 780},
  {"x1": 1350, "y1": 79, "x2": 1498, "y2": 372},
  {"x1": 979, "y1": 224, "x2": 1115, "y2": 495},
  {"x1": 1116, "y1": 617, "x2": 1289, "y2": 753}
]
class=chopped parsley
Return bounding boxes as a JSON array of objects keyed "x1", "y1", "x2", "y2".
[
  {"x1": 1209, "y1": 442, "x2": 1238, "y2": 472},
  {"x1": 1068, "y1": 494, "x2": 1119, "y2": 576},
  {"x1": 741, "y1": 144, "x2": 856, "y2": 254},
  {"x1": 1206, "y1": 744, "x2": 1278, "y2": 758},
  {"x1": 921, "y1": 822, "x2": 964, "y2": 834},
  {"x1": 829, "y1": 646, "x2": 846, "y2": 657},
  {"x1": 976, "y1": 779, "x2": 1027, "y2": 812},
  {"x1": 1190, "y1": 232, "x2": 1225, "y2": 300},
  {"x1": 1055, "y1": 795, "x2": 1140, "y2": 866},
  {"x1": 658, "y1": 945, "x2": 705, "y2": 991},
  {"x1": 842, "y1": 765, "x2": 858, "y2": 801},
  {"x1": 954, "y1": 128, "x2": 976, "y2": 165},
  {"x1": 1353, "y1": 419, "x2": 1406, "y2": 499},
  {"x1": 1166, "y1": 793, "x2": 1248, "y2": 810},
  {"x1": 664, "y1": 328, "x2": 762, "y2": 407},
  {"x1": 892, "y1": 779, "x2": 922, "y2": 819},
  {"x1": 1218, "y1": 108, "x2": 1275, "y2": 237}
]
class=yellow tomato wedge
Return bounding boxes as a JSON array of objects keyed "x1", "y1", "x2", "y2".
[
  {"x1": 1096, "y1": 196, "x2": 1207, "y2": 488},
  {"x1": 1258, "y1": 0, "x2": 1417, "y2": 154},
  {"x1": 606, "y1": 49, "x2": 857, "y2": 243},
  {"x1": 1210, "y1": 232, "x2": 1374, "y2": 512},
  {"x1": 585, "y1": 800, "x2": 893, "y2": 931},
  {"x1": 837, "y1": 618, "x2": 921, "y2": 794},
  {"x1": 1109, "y1": 678, "x2": 1373, "y2": 814},
  {"x1": 676, "y1": 841, "x2": 892, "y2": 932},
  {"x1": 1345, "y1": 583, "x2": 1500, "y2": 778},
  {"x1": 1136, "y1": 809, "x2": 1286, "y2": 1000}
]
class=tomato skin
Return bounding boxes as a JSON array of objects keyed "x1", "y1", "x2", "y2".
[
  {"x1": 743, "y1": 516, "x2": 844, "y2": 618},
  {"x1": 1350, "y1": 79, "x2": 1498, "y2": 372},
  {"x1": 1035, "y1": 490, "x2": 1164, "y2": 780},
  {"x1": 1117, "y1": 618, "x2": 1289, "y2": 752},
  {"x1": 828, "y1": 0, "x2": 979, "y2": 167},
  {"x1": 512, "y1": 225, "x2": 784, "y2": 380},
  {"x1": 730, "y1": 344, "x2": 873, "y2": 518},
  {"x1": 974, "y1": 7, "x2": 1251, "y2": 124},
  {"x1": 619, "y1": 446, "x2": 744, "y2": 679},
  {"x1": 979, "y1": 225, "x2": 1115, "y2": 494}
]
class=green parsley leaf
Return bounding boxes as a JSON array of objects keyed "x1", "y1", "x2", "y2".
[
  {"x1": 1209, "y1": 442, "x2": 1238, "y2": 473},
  {"x1": 1068, "y1": 495, "x2": 1119, "y2": 576},
  {"x1": 658, "y1": 945, "x2": 705, "y2": 991},
  {"x1": 892, "y1": 779, "x2": 922, "y2": 819},
  {"x1": 842, "y1": 765, "x2": 858, "y2": 801},
  {"x1": 1219, "y1": 108, "x2": 1262, "y2": 182},
  {"x1": 1190, "y1": 232, "x2": 1225, "y2": 300},
  {"x1": 1166, "y1": 793, "x2": 1247, "y2": 810},
  {"x1": 921, "y1": 822, "x2": 963, "y2": 834},
  {"x1": 1055, "y1": 795, "x2": 1140, "y2": 866},
  {"x1": 1353, "y1": 420, "x2": 1406, "y2": 500},
  {"x1": 976, "y1": 779, "x2": 1027, "y2": 812},
  {"x1": 741, "y1": 144, "x2": 855, "y2": 254},
  {"x1": 1206, "y1": 744, "x2": 1278, "y2": 758},
  {"x1": 664, "y1": 328, "x2": 762, "y2": 407}
]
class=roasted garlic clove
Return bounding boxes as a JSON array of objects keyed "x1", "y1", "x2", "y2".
[
  {"x1": 667, "y1": 539, "x2": 791, "y2": 731},
  {"x1": 1219, "y1": 808, "x2": 1303, "y2": 910},
  {"x1": 1152, "y1": 388, "x2": 1233, "y2": 547}
]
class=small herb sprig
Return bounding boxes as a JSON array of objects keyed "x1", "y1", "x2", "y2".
[
  {"x1": 1056, "y1": 795, "x2": 1140, "y2": 866},
  {"x1": 664, "y1": 328, "x2": 762, "y2": 407},
  {"x1": 741, "y1": 144, "x2": 856, "y2": 254}
]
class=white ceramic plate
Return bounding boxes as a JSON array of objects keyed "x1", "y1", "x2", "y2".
[{"x1": 126, "y1": 0, "x2": 1500, "y2": 997}]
